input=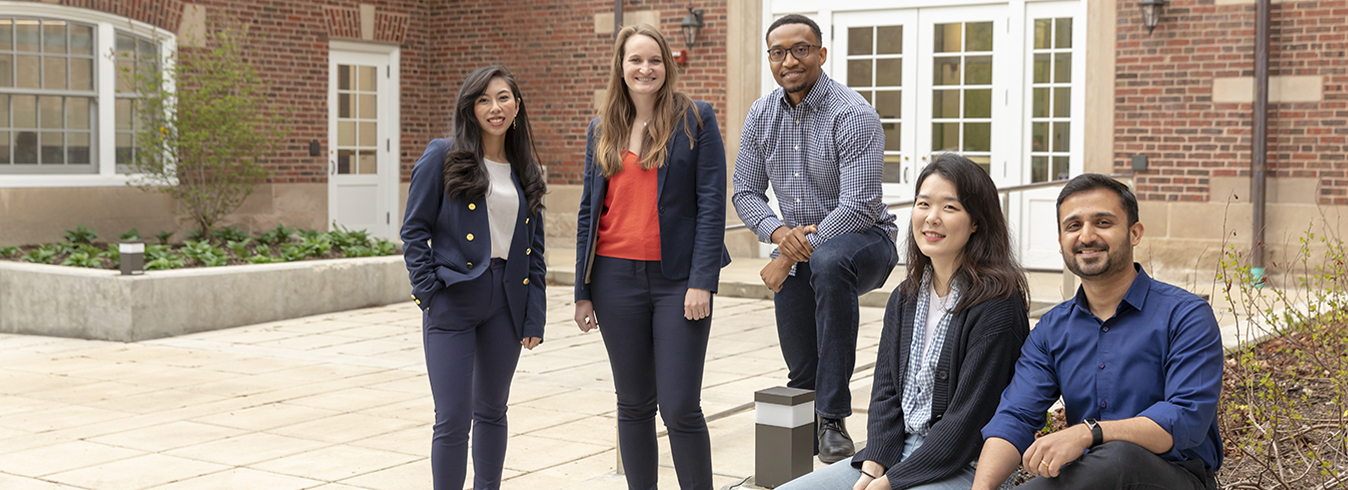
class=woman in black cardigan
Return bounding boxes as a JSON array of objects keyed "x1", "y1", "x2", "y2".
[{"x1": 780, "y1": 153, "x2": 1029, "y2": 490}]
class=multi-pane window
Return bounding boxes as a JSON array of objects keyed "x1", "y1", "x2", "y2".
[
  {"x1": 335, "y1": 64, "x2": 378, "y2": 175},
  {"x1": 845, "y1": 25, "x2": 903, "y2": 183},
  {"x1": 0, "y1": 18, "x2": 97, "y2": 173},
  {"x1": 0, "y1": 13, "x2": 164, "y2": 178},
  {"x1": 114, "y1": 32, "x2": 157, "y2": 173},
  {"x1": 931, "y1": 21, "x2": 993, "y2": 173},
  {"x1": 1029, "y1": 18, "x2": 1072, "y2": 182}
]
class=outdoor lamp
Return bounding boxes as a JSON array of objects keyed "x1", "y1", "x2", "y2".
[
  {"x1": 680, "y1": 7, "x2": 705, "y2": 48},
  {"x1": 120, "y1": 239, "x2": 144, "y2": 275},
  {"x1": 1139, "y1": 0, "x2": 1166, "y2": 34}
]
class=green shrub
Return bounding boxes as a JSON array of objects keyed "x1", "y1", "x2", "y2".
[
  {"x1": 61, "y1": 251, "x2": 104, "y2": 268},
  {"x1": 63, "y1": 224, "x2": 97, "y2": 245},
  {"x1": 0, "y1": 245, "x2": 22, "y2": 259},
  {"x1": 21, "y1": 245, "x2": 61, "y2": 264},
  {"x1": 225, "y1": 238, "x2": 253, "y2": 257},
  {"x1": 145, "y1": 253, "x2": 186, "y2": 271},
  {"x1": 154, "y1": 230, "x2": 174, "y2": 245},
  {"x1": 182, "y1": 240, "x2": 228, "y2": 267},
  {"x1": 118, "y1": 228, "x2": 141, "y2": 240},
  {"x1": 257, "y1": 224, "x2": 296, "y2": 245},
  {"x1": 214, "y1": 226, "x2": 250, "y2": 243}
]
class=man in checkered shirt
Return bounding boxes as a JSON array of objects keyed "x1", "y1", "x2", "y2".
[{"x1": 732, "y1": 13, "x2": 900, "y2": 464}]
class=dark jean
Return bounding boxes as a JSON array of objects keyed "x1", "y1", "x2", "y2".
[
  {"x1": 774, "y1": 226, "x2": 897, "y2": 419},
  {"x1": 423, "y1": 259, "x2": 523, "y2": 490},
  {"x1": 590, "y1": 256, "x2": 714, "y2": 490},
  {"x1": 1018, "y1": 441, "x2": 1217, "y2": 490}
]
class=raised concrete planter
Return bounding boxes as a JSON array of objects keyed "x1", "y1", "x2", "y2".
[{"x1": 0, "y1": 256, "x2": 410, "y2": 342}]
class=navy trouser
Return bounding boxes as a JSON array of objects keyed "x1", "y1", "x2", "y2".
[
  {"x1": 773, "y1": 226, "x2": 897, "y2": 419},
  {"x1": 590, "y1": 256, "x2": 714, "y2": 490},
  {"x1": 1018, "y1": 441, "x2": 1216, "y2": 490},
  {"x1": 423, "y1": 259, "x2": 522, "y2": 490}
]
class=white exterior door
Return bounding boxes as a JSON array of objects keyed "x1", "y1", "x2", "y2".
[
  {"x1": 765, "y1": 0, "x2": 1083, "y2": 269},
  {"x1": 328, "y1": 46, "x2": 399, "y2": 239}
]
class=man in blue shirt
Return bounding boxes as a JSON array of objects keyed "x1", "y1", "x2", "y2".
[
  {"x1": 972, "y1": 174, "x2": 1223, "y2": 490},
  {"x1": 732, "y1": 14, "x2": 899, "y2": 463}
]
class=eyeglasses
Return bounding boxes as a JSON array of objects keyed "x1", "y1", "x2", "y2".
[{"x1": 767, "y1": 44, "x2": 819, "y2": 63}]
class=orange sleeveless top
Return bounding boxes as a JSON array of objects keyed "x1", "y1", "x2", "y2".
[{"x1": 595, "y1": 151, "x2": 662, "y2": 261}]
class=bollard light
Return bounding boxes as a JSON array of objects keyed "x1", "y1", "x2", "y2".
[
  {"x1": 754, "y1": 387, "x2": 815, "y2": 488},
  {"x1": 119, "y1": 239, "x2": 144, "y2": 275}
]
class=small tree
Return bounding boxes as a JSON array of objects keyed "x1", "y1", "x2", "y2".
[{"x1": 124, "y1": 21, "x2": 289, "y2": 240}]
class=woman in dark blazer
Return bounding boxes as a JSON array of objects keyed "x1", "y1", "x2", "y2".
[
  {"x1": 572, "y1": 24, "x2": 730, "y2": 490},
  {"x1": 778, "y1": 154, "x2": 1028, "y2": 490},
  {"x1": 401, "y1": 64, "x2": 546, "y2": 490}
]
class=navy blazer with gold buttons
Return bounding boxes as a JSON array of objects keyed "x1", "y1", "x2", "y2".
[
  {"x1": 402, "y1": 138, "x2": 546, "y2": 341},
  {"x1": 575, "y1": 99, "x2": 731, "y2": 302}
]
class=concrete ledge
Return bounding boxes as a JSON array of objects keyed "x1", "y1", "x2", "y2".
[{"x1": 0, "y1": 256, "x2": 410, "y2": 342}]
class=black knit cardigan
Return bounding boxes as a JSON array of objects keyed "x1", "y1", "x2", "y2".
[{"x1": 851, "y1": 285, "x2": 1030, "y2": 489}]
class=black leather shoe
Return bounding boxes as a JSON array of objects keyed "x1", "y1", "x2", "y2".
[{"x1": 817, "y1": 417, "x2": 855, "y2": 463}]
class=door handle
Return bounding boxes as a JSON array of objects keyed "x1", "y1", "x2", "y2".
[
  {"x1": 904, "y1": 167, "x2": 910, "y2": 183},
  {"x1": 329, "y1": 159, "x2": 337, "y2": 175}
]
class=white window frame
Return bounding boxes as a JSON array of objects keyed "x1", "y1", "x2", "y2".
[{"x1": 0, "y1": 2, "x2": 175, "y2": 188}]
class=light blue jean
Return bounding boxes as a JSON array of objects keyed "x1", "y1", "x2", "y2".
[{"x1": 777, "y1": 433, "x2": 1014, "y2": 490}]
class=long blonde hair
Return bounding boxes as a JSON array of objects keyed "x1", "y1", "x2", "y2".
[{"x1": 595, "y1": 24, "x2": 701, "y2": 178}]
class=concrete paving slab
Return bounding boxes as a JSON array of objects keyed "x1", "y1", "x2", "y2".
[
  {"x1": 142, "y1": 467, "x2": 323, "y2": 490},
  {"x1": 164, "y1": 432, "x2": 333, "y2": 467},
  {"x1": 44, "y1": 453, "x2": 229, "y2": 490}
]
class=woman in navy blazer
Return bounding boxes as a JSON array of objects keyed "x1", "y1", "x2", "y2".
[
  {"x1": 573, "y1": 24, "x2": 730, "y2": 490},
  {"x1": 401, "y1": 65, "x2": 546, "y2": 490}
]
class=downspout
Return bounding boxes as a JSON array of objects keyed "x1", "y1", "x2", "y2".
[
  {"x1": 1251, "y1": 0, "x2": 1270, "y2": 286},
  {"x1": 614, "y1": 0, "x2": 623, "y2": 39}
]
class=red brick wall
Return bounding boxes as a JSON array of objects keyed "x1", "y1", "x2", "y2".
[
  {"x1": 423, "y1": 1, "x2": 730, "y2": 186},
  {"x1": 20, "y1": 0, "x2": 730, "y2": 188},
  {"x1": 1114, "y1": 0, "x2": 1348, "y2": 204}
]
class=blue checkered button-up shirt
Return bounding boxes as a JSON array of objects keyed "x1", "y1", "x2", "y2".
[{"x1": 732, "y1": 71, "x2": 898, "y2": 259}]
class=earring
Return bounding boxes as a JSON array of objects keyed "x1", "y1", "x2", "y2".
[{"x1": 513, "y1": 118, "x2": 517, "y2": 129}]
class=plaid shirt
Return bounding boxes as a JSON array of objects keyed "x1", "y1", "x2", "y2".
[
  {"x1": 732, "y1": 71, "x2": 898, "y2": 262},
  {"x1": 903, "y1": 267, "x2": 961, "y2": 436}
]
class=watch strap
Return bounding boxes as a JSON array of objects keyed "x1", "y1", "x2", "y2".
[{"x1": 1086, "y1": 419, "x2": 1103, "y2": 447}]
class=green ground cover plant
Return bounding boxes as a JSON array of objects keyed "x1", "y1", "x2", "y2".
[{"x1": 1, "y1": 224, "x2": 399, "y2": 271}]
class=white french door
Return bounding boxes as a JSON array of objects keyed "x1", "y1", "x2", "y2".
[{"x1": 328, "y1": 45, "x2": 399, "y2": 239}]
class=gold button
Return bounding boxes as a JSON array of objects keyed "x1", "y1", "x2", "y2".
[
  {"x1": 468, "y1": 203, "x2": 476, "y2": 210},
  {"x1": 466, "y1": 233, "x2": 474, "y2": 241},
  {"x1": 410, "y1": 294, "x2": 416, "y2": 299},
  {"x1": 415, "y1": 299, "x2": 421, "y2": 305},
  {"x1": 467, "y1": 262, "x2": 473, "y2": 268},
  {"x1": 525, "y1": 248, "x2": 531, "y2": 255},
  {"x1": 522, "y1": 278, "x2": 530, "y2": 285},
  {"x1": 525, "y1": 218, "x2": 530, "y2": 224}
]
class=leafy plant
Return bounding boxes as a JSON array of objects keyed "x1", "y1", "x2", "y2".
[
  {"x1": 245, "y1": 246, "x2": 280, "y2": 264},
  {"x1": 184, "y1": 229, "x2": 205, "y2": 242},
  {"x1": 154, "y1": 230, "x2": 174, "y2": 245},
  {"x1": 181, "y1": 240, "x2": 228, "y2": 267},
  {"x1": 122, "y1": 19, "x2": 290, "y2": 240},
  {"x1": 61, "y1": 251, "x2": 104, "y2": 268},
  {"x1": 21, "y1": 245, "x2": 61, "y2": 265},
  {"x1": 225, "y1": 238, "x2": 253, "y2": 257},
  {"x1": 298, "y1": 234, "x2": 332, "y2": 258},
  {"x1": 257, "y1": 224, "x2": 296, "y2": 246},
  {"x1": 330, "y1": 222, "x2": 371, "y2": 248},
  {"x1": 118, "y1": 228, "x2": 141, "y2": 240},
  {"x1": 0, "y1": 245, "x2": 22, "y2": 259},
  {"x1": 278, "y1": 243, "x2": 308, "y2": 262},
  {"x1": 1217, "y1": 219, "x2": 1348, "y2": 489},
  {"x1": 214, "y1": 225, "x2": 250, "y2": 243},
  {"x1": 103, "y1": 243, "x2": 120, "y2": 263},
  {"x1": 63, "y1": 224, "x2": 98, "y2": 245},
  {"x1": 145, "y1": 253, "x2": 186, "y2": 271},
  {"x1": 372, "y1": 238, "x2": 397, "y2": 255},
  {"x1": 145, "y1": 244, "x2": 173, "y2": 261}
]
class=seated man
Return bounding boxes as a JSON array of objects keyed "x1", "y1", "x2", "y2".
[{"x1": 972, "y1": 174, "x2": 1224, "y2": 490}]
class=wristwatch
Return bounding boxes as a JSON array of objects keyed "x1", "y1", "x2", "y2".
[{"x1": 1084, "y1": 419, "x2": 1103, "y2": 447}]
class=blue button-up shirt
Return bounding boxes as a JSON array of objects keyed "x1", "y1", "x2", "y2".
[
  {"x1": 731, "y1": 71, "x2": 898, "y2": 258},
  {"x1": 982, "y1": 265, "x2": 1224, "y2": 470}
]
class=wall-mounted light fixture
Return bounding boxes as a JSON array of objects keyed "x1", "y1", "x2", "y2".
[
  {"x1": 1139, "y1": 0, "x2": 1167, "y2": 34},
  {"x1": 680, "y1": 7, "x2": 705, "y2": 48}
]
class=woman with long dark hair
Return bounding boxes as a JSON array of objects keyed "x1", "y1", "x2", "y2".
[
  {"x1": 573, "y1": 24, "x2": 730, "y2": 490},
  {"x1": 779, "y1": 153, "x2": 1028, "y2": 490},
  {"x1": 401, "y1": 64, "x2": 547, "y2": 490}
]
